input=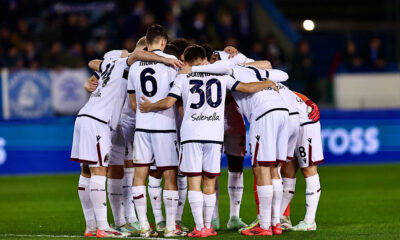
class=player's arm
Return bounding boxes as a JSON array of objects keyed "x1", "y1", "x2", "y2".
[
  {"x1": 180, "y1": 60, "x2": 233, "y2": 75},
  {"x1": 127, "y1": 50, "x2": 183, "y2": 69},
  {"x1": 128, "y1": 93, "x2": 137, "y2": 113},
  {"x1": 84, "y1": 74, "x2": 99, "y2": 92},
  {"x1": 245, "y1": 65, "x2": 289, "y2": 83},
  {"x1": 176, "y1": 100, "x2": 184, "y2": 117},
  {"x1": 234, "y1": 79, "x2": 279, "y2": 93},
  {"x1": 294, "y1": 92, "x2": 320, "y2": 122},
  {"x1": 139, "y1": 96, "x2": 177, "y2": 113},
  {"x1": 88, "y1": 60, "x2": 103, "y2": 72},
  {"x1": 245, "y1": 60, "x2": 272, "y2": 70}
]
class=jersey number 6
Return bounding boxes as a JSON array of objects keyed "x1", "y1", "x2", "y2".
[
  {"x1": 140, "y1": 68, "x2": 158, "y2": 97},
  {"x1": 189, "y1": 78, "x2": 222, "y2": 109}
]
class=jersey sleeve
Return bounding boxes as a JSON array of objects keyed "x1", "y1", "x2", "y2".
[
  {"x1": 168, "y1": 66, "x2": 178, "y2": 87},
  {"x1": 168, "y1": 76, "x2": 183, "y2": 100},
  {"x1": 226, "y1": 75, "x2": 240, "y2": 91},
  {"x1": 260, "y1": 69, "x2": 289, "y2": 82},
  {"x1": 127, "y1": 65, "x2": 135, "y2": 94},
  {"x1": 192, "y1": 60, "x2": 233, "y2": 75}
]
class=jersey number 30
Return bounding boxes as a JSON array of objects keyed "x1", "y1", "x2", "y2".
[
  {"x1": 189, "y1": 78, "x2": 222, "y2": 109},
  {"x1": 140, "y1": 68, "x2": 157, "y2": 97}
]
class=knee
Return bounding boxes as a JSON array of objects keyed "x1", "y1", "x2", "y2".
[
  {"x1": 227, "y1": 154, "x2": 244, "y2": 172},
  {"x1": 133, "y1": 166, "x2": 149, "y2": 186},
  {"x1": 107, "y1": 165, "x2": 124, "y2": 179},
  {"x1": 202, "y1": 176, "x2": 217, "y2": 194},
  {"x1": 301, "y1": 166, "x2": 318, "y2": 178},
  {"x1": 281, "y1": 162, "x2": 297, "y2": 178},
  {"x1": 81, "y1": 165, "x2": 91, "y2": 178},
  {"x1": 163, "y1": 169, "x2": 178, "y2": 190}
]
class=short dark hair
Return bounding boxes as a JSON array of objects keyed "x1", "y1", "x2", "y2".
[
  {"x1": 201, "y1": 44, "x2": 213, "y2": 61},
  {"x1": 146, "y1": 24, "x2": 168, "y2": 45},
  {"x1": 164, "y1": 44, "x2": 180, "y2": 59},
  {"x1": 170, "y1": 38, "x2": 191, "y2": 56},
  {"x1": 183, "y1": 45, "x2": 206, "y2": 63}
]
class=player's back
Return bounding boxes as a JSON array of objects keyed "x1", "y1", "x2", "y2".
[
  {"x1": 174, "y1": 72, "x2": 237, "y2": 143},
  {"x1": 128, "y1": 50, "x2": 177, "y2": 131},
  {"x1": 231, "y1": 66, "x2": 287, "y2": 122},
  {"x1": 79, "y1": 56, "x2": 128, "y2": 130}
]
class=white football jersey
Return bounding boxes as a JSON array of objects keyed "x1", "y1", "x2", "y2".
[
  {"x1": 276, "y1": 83, "x2": 310, "y2": 124},
  {"x1": 127, "y1": 50, "x2": 177, "y2": 131},
  {"x1": 169, "y1": 72, "x2": 239, "y2": 143},
  {"x1": 230, "y1": 66, "x2": 288, "y2": 122},
  {"x1": 78, "y1": 56, "x2": 128, "y2": 130},
  {"x1": 276, "y1": 83, "x2": 299, "y2": 114}
]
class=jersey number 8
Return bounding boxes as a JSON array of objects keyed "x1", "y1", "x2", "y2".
[
  {"x1": 140, "y1": 68, "x2": 158, "y2": 97},
  {"x1": 189, "y1": 78, "x2": 222, "y2": 109}
]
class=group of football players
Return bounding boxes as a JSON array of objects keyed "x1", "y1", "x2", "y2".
[{"x1": 70, "y1": 24, "x2": 323, "y2": 238}]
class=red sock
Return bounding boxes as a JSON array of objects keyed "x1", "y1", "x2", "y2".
[
  {"x1": 253, "y1": 175, "x2": 260, "y2": 215},
  {"x1": 283, "y1": 203, "x2": 290, "y2": 216}
]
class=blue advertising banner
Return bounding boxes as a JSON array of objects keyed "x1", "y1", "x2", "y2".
[
  {"x1": 8, "y1": 70, "x2": 52, "y2": 119},
  {"x1": 0, "y1": 110, "x2": 399, "y2": 175}
]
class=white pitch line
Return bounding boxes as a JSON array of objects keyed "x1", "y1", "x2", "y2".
[{"x1": 0, "y1": 234, "x2": 179, "y2": 240}]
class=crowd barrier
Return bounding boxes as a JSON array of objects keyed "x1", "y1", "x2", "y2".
[{"x1": 0, "y1": 109, "x2": 399, "y2": 175}]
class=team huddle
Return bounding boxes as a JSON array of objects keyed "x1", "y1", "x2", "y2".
[{"x1": 71, "y1": 24, "x2": 323, "y2": 238}]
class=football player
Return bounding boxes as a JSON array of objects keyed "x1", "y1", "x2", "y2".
[{"x1": 139, "y1": 45, "x2": 278, "y2": 237}]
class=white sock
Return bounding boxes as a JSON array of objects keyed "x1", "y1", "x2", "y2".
[
  {"x1": 281, "y1": 178, "x2": 296, "y2": 218},
  {"x1": 132, "y1": 185, "x2": 149, "y2": 229},
  {"x1": 203, "y1": 193, "x2": 216, "y2": 229},
  {"x1": 78, "y1": 175, "x2": 96, "y2": 229},
  {"x1": 122, "y1": 168, "x2": 137, "y2": 223},
  {"x1": 188, "y1": 190, "x2": 204, "y2": 231},
  {"x1": 257, "y1": 185, "x2": 273, "y2": 230},
  {"x1": 90, "y1": 175, "x2": 109, "y2": 230},
  {"x1": 304, "y1": 174, "x2": 321, "y2": 224},
  {"x1": 107, "y1": 178, "x2": 125, "y2": 227},
  {"x1": 212, "y1": 178, "x2": 219, "y2": 219},
  {"x1": 228, "y1": 172, "x2": 244, "y2": 218},
  {"x1": 163, "y1": 190, "x2": 179, "y2": 231},
  {"x1": 148, "y1": 176, "x2": 164, "y2": 224},
  {"x1": 272, "y1": 179, "x2": 283, "y2": 226},
  {"x1": 176, "y1": 176, "x2": 187, "y2": 221}
]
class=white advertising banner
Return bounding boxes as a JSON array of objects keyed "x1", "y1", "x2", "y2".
[{"x1": 50, "y1": 69, "x2": 90, "y2": 115}]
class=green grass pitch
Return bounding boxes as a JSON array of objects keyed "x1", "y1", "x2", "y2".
[{"x1": 1, "y1": 164, "x2": 399, "y2": 240}]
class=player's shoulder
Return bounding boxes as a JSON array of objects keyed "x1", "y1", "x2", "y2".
[{"x1": 155, "y1": 50, "x2": 177, "y2": 60}]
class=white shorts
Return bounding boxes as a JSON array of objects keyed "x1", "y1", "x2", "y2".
[
  {"x1": 294, "y1": 121, "x2": 324, "y2": 168},
  {"x1": 120, "y1": 118, "x2": 135, "y2": 161},
  {"x1": 109, "y1": 125, "x2": 125, "y2": 165},
  {"x1": 179, "y1": 142, "x2": 222, "y2": 177},
  {"x1": 249, "y1": 110, "x2": 289, "y2": 166},
  {"x1": 224, "y1": 99, "x2": 246, "y2": 157},
  {"x1": 133, "y1": 131, "x2": 179, "y2": 170},
  {"x1": 287, "y1": 114, "x2": 300, "y2": 160},
  {"x1": 71, "y1": 116, "x2": 111, "y2": 167}
]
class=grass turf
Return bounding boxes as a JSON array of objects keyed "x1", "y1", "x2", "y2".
[{"x1": 0, "y1": 164, "x2": 399, "y2": 239}]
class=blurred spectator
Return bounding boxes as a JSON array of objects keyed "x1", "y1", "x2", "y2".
[
  {"x1": 248, "y1": 41, "x2": 265, "y2": 60},
  {"x1": 290, "y1": 40, "x2": 318, "y2": 100},
  {"x1": 341, "y1": 41, "x2": 363, "y2": 68},
  {"x1": 364, "y1": 37, "x2": 386, "y2": 69},
  {"x1": 264, "y1": 34, "x2": 285, "y2": 68}
]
